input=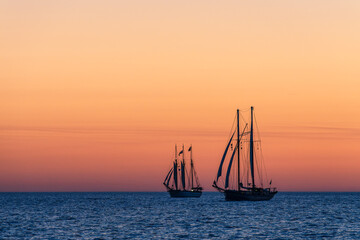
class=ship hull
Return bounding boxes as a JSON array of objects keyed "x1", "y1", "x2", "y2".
[
  {"x1": 224, "y1": 189, "x2": 277, "y2": 201},
  {"x1": 168, "y1": 190, "x2": 202, "y2": 198}
]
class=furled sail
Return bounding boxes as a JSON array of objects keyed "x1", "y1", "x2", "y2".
[
  {"x1": 181, "y1": 162, "x2": 186, "y2": 189},
  {"x1": 173, "y1": 162, "x2": 178, "y2": 190},
  {"x1": 225, "y1": 144, "x2": 238, "y2": 189},
  {"x1": 217, "y1": 131, "x2": 235, "y2": 180}
]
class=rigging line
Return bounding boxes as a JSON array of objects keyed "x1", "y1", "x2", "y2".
[
  {"x1": 254, "y1": 113, "x2": 269, "y2": 186},
  {"x1": 232, "y1": 158, "x2": 235, "y2": 189},
  {"x1": 191, "y1": 160, "x2": 198, "y2": 185},
  {"x1": 259, "y1": 150, "x2": 264, "y2": 187},
  {"x1": 226, "y1": 112, "x2": 237, "y2": 140},
  {"x1": 253, "y1": 142, "x2": 264, "y2": 187},
  {"x1": 254, "y1": 113, "x2": 262, "y2": 143},
  {"x1": 240, "y1": 144, "x2": 244, "y2": 183},
  {"x1": 257, "y1": 145, "x2": 264, "y2": 187},
  {"x1": 246, "y1": 146, "x2": 250, "y2": 186},
  {"x1": 240, "y1": 141, "x2": 248, "y2": 183},
  {"x1": 255, "y1": 151, "x2": 262, "y2": 188},
  {"x1": 253, "y1": 112, "x2": 261, "y2": 186},
  {"x1": 230, "y1": 145, "x2": 237, "y2": 189},
  {"x1": 229, "y1": 112, "x2": 237, "y2": 139},
  {"x1": 259, "y1": 141, "x2": 269, "y2": 185},
  {"x1": 194, "y1": 172, "x2": 201, "y2": 187},
  {"x1": 239, "y1": 111, "x2": 247, "y2": 124},
  {"x1": 238, "y1": 107, "x2": 251, "y2": 113},
  {"x1": 190, "y1": 154, "x2": 200, "y2": 187},
  {"x1": 184, "y1": 166, "x2": 191, "y2": 190},
  {"x1": 193, "y1": 164, "x2": 201, "y2": 187},
  {"x1": 195, "y1": 168, "x2": 201, "y2": 187}
]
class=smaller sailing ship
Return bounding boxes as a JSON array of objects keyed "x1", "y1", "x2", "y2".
[
  {"x1": 163, "y1": 144, "x2": 202, "y2": 198},
  {"x1": 213, "y1": 107, "x2": 277, "y2": 201}
]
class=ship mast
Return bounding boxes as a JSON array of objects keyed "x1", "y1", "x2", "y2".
[
  {"x1": 181, "y1": 144, "x2": 186, "y2": 190},
  {"x1": 190, "y1": 144, "x2": 193, "y2": 189},
  {"x1": 175, "y1": 144, "x2": 178, "y2": 190},
  {"x1": 250, "y1": 106, "x2": 255, "y2": 188},
  {"x1": 237, "y1": 109, "x2": 240, "y2": 191}
]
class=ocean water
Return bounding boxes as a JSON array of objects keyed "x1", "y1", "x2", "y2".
[{"x1": 0, "y1": 192, "x2": 359, "y2": 239}]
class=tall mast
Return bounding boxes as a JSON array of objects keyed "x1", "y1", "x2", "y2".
[
  {"x1": 190, "y1": 144, "x2": 193, "y2": 188},
  {"x1": 250, "y1": 106, "x2": 255, "y2": 188},
  {"x1": 175, "y1": 144, "x2": 178, "y2": 190},
  {"x1": 237, "y1": 109, "x2": 240, "y2": 191},
  {"x1": 175, "y1": 144, "x2": 177, "y2": 163},
  {"x1": 182, "y1": 144, "x2": 185, "y2": 164},
  {"x1": 182, "y1": 144, "x2": 185, "y2": 190}
]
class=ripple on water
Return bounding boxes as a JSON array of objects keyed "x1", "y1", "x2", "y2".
[{"x1": 0, "y1": 192, "x2": 359, "y2": 239}]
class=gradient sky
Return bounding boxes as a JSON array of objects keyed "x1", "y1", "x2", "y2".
[{"x1": 1, "y1": 0, "x2": 360, "y2": 191}]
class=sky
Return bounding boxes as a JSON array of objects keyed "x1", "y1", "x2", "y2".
[{"x1": 1, "y1": 0, "x2": 360, "y2": 192}]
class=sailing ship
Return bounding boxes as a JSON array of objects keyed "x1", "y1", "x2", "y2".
[
  {"x1": 213, "y1": 107, "x2": 277, "y2": 201},
  {"x1": 163, "y1": 144, "x2": 203, "y2": 198}
]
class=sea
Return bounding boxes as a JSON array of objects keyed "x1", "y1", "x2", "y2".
[{"x1": 0, "y1": 192, "x2": 359, "y2": 239}]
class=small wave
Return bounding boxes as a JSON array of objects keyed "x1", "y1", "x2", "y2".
[{"x1": 56, "y1": 216, "x2": 76, "y2": 221}]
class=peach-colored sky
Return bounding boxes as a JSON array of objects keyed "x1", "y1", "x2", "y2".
[{"x1": 1, "y1": 1, "x2": 359, "y2": 191}]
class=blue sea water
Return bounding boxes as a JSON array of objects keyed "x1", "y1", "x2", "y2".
[{"x1": 0, "y1": 192, "x2": 359, "y2": 239}]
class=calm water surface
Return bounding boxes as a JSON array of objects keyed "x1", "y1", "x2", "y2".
[{"x1": 0, "y1": 192, "x2": 359, "y2": 239}]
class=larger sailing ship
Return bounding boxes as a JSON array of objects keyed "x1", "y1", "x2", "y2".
[
  {"x1": 163, "y1": 144, "x2": 202, "y2": 198},
  {"x1": 213, "y1": 107, "x2": 277, "y2": 201}
]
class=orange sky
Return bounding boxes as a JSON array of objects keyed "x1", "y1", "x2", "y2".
[{"x1": 1, "y1": 0, "x2": 360, "y2": 191}]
